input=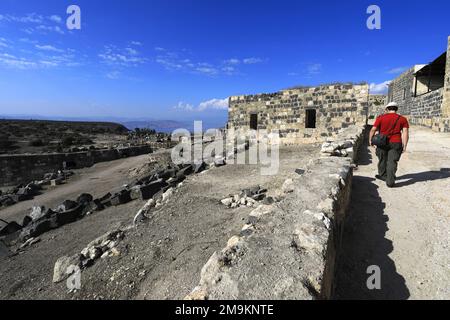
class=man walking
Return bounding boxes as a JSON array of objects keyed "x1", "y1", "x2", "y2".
[{"x1": 369, "y1": 102, "x2": 410, "y2": 188}]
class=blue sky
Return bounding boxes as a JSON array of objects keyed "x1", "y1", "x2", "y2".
[{"x1": 0, "y1": 0, "x2": 449, "y2": 128}]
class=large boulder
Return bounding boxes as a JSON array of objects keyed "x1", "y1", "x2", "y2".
[
  {"x1": 55, "y1": 205, "x2": 83, "y2": 225},
  {"x1": 0, "y1": 220, "x2": 22, "y2": 237},
  {"x1": 20, "y1": 215, "x2": 58, "y2": 240},
  {"x1": 110, "y1": 190, "x2": 132, "y2": 206},
  {"x1": 56, "y1": 200, "x2": 79, "y2": 213},
  {"x1": 131, "y1": 179, "x2": 167, "y2": 200},
  {"x1": 53, "y1": 254, "x2": 81, "y2": 283},
  {"x1": 29, "y1": 206, "x2": 49, "y2": 221}
]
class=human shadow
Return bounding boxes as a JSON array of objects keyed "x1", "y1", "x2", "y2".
[
  {"x1": 333, "y1": 135, "x2": 410, "y2": 300},
  {"x1": 395, "y1": 168, "x2": 450, "y2": 187}
]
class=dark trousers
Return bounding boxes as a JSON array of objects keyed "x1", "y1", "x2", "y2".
[{"x1": 376, "y1": 143, "x2": 403, "y2": 187}]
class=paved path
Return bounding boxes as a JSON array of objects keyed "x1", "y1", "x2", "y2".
[{"x1": 335, "y1": 126, "x2": 450, "y2": 300}]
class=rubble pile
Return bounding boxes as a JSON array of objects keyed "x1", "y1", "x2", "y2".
[
  {"x1": 320, "y1": 126, "x2": 365, "y2": 159},
  {"x1": 0, "y1": 170, "x2": 74, "y2": 208},
  {"x1": 53, "y1": 229, "x2": 125, "y2": 283},
  {"x1": 221, "y1": 186, "x2": 273, "y2": 208}
]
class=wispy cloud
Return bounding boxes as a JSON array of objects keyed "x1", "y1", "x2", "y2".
[
  {"x1": 106, "y1": 71, "x2": 121, "y2": 79},
  {"x1": 35, "y1": 44, "x2": 64, "y2": 53},
  {"x1": 155, "y1": 48, "x2": 264, "y2": 76},
  {"x1": 307, "y1": 63, "x2": 322, "y2": 75},
  {"x1": 99, "y1": 45, "x2": 147, "y2": 67},
  {"x1": 0, "y1": 53, "x2": 38, "y2": 69},
  {"x1": 0, "y1": 38, "x2": 82, "y2": 70},
  {"x1": 0, "y1": 38, "x2": 10, "y2": 48},
  {"x1": 35, "y1": 24, "x2": 65, "y2": 35},
  {"x1": 0, "y1": 13, "x2": 44, "y2": 24},
  {"x1": 387, "y1": 66, "x2": 408, "y2": 74},
  {"x1": 243, "y1": 57, "x2": 264, "y2": 64},
  {"x1": 173, "y1": 98, "x2": 228, "y2": 112},
  {"x1": 49, "y1": 15, "x2": 62, "y2": 23},
  {"x1": 369, "y1": 80, "x2": 391, "y2": 94},
  {"x1": 0, "y1": 13, "x2": 65, "y2": 35}
]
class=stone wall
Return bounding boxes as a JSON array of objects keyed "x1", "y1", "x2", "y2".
[
  {"x1": 387, "y1": 67, "x2": 416, "y2": 115},
  {"x1": 368, "y1": 95, "x2": 387, "y2": 119},
  {"x1": 408, "y1": 88, "x2": 444, "y2": 128},
  {"x1": 0, "y1": 145, "x2": 152, "y2": 187},
  {"x1": 186, "y1": 125, "x2": 366, "y2": 300},
  {"x1": 387, "y1": 36, "x2": 450, "y2": 132},
  {"x1": 227, "y1": 83, "x2": 369, "y2": 144},
  {"x1": 443, "y1": 36, "x2": 450, "y2": 118}
]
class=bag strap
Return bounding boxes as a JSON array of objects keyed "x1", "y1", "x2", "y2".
[{"x1": 387, "y1": 115, "x2": 401, "y2": 137}]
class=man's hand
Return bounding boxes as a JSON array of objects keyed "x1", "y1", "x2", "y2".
[
  {"x1": 369, "y1": 126, "x2": 378, "y2": 148},
  {"x1": 402, "y1": 145, "x2": 407, "y2": 153}
]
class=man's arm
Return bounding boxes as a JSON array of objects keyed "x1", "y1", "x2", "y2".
[
  {"x1": 369, "y1": 126, "x2": 378, "y2": 146},
  {"x1": 402, "y1": 127, "x2": 409, "y2": 153}
]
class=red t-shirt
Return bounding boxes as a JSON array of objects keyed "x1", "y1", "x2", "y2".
[{"x1": 373, "y1": 113, "x2": 409, "y2": 144}]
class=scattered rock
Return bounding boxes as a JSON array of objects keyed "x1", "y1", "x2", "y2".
[
  {"x1": 282, "y1": 179, "x2": 295, "y2": 194},
  {"x1": 53, "y1": 254, "x2": 81, "y2": 283},
  {"x1": 221, "y1": 186, "x2": 268, "y2": 208}
]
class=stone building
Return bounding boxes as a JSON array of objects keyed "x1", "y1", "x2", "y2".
[
  {"x1": 227, "y1": 83, "x2": 369, "y2": 144},
  {"x1": 388, "y1": 36, "x2": 450, "y2": 132}
]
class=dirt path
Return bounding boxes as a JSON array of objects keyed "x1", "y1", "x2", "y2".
[
  {"x1": 0, "y1": 151, "x2": 170, "y2": 223},
  {"x1": 335, "y1": 126, "x2": 450, "y2": 300}
]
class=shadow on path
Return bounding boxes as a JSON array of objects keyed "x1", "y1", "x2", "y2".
[
  {"x1": 395, "y1": 168, "x2": 450, "y2": 187},
  {"x1": 333, "y1": 138, "x2": 410, "y2": 300}
]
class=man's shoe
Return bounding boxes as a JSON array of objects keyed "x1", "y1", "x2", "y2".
[{"x1": 375, "y1": 175, "x2": 386, "y2": 181}]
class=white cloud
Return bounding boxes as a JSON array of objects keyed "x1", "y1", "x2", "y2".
[
  {"x1": 36, "y1": 24, "x2": 65, "y2": 34},
  {"x1": 173, "y1": 98, "x2": 228, "y2": 112},
  {"x1": 155, "y1": 49, "x2": 263, "y2": 76},
  {"x1": 307, "y1": 63, "x2": 322, "y2": 75},
  {"x1": 131, "y1": 41, "x2": 142, "y2": 46},
  {"x1": 125, "y1": 47, "x2": 138, "y2": 55},
  {"x1": 195, "y1": 66, "x2": 218, "y2": 76},
  {"x1": 49, "y1": 15, "x2": 62, "y2": 23},
  {"x1": 243, "y1": 57, "x2": 263, "y2": 64},
  {"x1": 387, "y1": 66, "x2": 408, "y2": 74},
  {"x1": 35, "y1": 44, "x2": 64, "y2": 53},
  {"x1": 223, "y1": 58, "x2": 240, "y2": 65},
  {"x1": 173, "y1": 101, "x2": 195, "y2": 111},
  {"x1": 2, "y1": 13, "x2": 44, "y2": 24},
  {"x1": 0, "y1": 38, "x2": 10, "y2": 48},
  {"x1": 369, "y1": 80, "x2": 391, "y2": 94},
  {"x1": 99, "y1": 45, "x2": 147, "y2": 67},
  {"x1": 106, "y1": 71, "x2": 121, "y2": 79},
  {"x1": 0, "y1": 53, "x2": 38, "y2": 69},
  {"x1": 198, "y1": 98, "x2": 229, "y2": 111}
]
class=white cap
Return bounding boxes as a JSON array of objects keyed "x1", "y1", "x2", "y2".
[{"x1": 386, "y1": 102, "x2": 398, "y2": 108}]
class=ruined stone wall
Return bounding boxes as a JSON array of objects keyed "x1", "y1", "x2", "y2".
[
  {"x1": 442, "y1": 36, "x2": 450, "y2": 119},
  {"x1": 368, "y1": 95, "x2": 387, "y2": 119},
  {"x1": 187, "y1": 125, "x2": 366, "y2": 300},
  {"x1": 388, "y1": 67, "x2": 416, "y2": 115},
  {"x1": 0, "y1": 145, "x2": 152, "y2": 186},
  {"x1": 228, "y1": 83, "x2": 369, "y2": 144}
]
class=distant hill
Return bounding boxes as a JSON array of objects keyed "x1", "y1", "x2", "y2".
[
  {"x1": 121, "y1": 120, "x2": 188, "y2": 133},
  {"x1": 0, "y1": 119, "x2": 129, "y2": 154}
]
